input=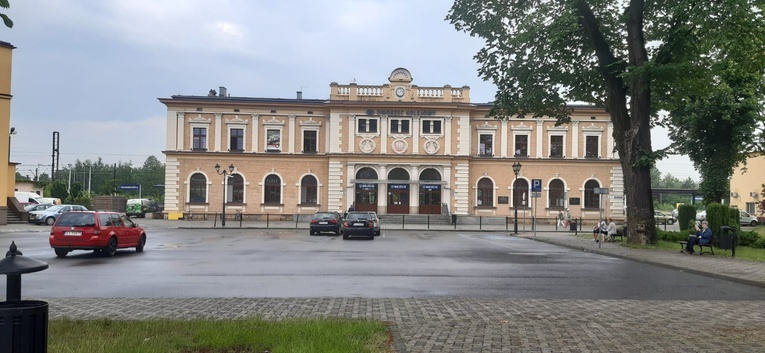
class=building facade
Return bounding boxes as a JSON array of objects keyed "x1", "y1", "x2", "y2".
[
  {"x1": 1, "y1": 41, "x2": 18, "y2": 225},
  {"x1": 730, "y1": 153, "x2": 764, "y2": 218},
  {"x1": 160, "y1": 68, "x2": 625, "y2": 221}
]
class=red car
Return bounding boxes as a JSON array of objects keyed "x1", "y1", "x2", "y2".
[{"x1": 49, "y1": 211, "x2": 147, "y2": 257}]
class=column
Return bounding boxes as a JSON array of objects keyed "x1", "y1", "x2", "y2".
[
  {"x1": 572, "y1": 120, "x2": 579, "y2": 158},
  {"x1": 251, "y1": 114, "x2": 259, "y2": 152},
  {"x1": 410, "y1": 165, "x2": 419, "y2": 214},
  {"x1": 380, "y1": 115, "x2": 388, "y2": 154},
  {"x1": 214, "y1": 113, "x2": 222, "y2": 152},
  {"x1": 444, "y1": 116, "x2": 452, "y2": 155},
  {"x1": 536, "y1": 120, "x2": 543, "y2": 158},
  {"x1": 288, "y1": 115, "x2": 296, "y2": 153},
  {"x1": 500, "y1": 120, "x2": 508, "y2": 157},
  {"x1": 378, "y1": 165, "x2": 388, "y2": 214},
  {"x1": 412, "y1": 115, "x2": 420, "y2": 154},
  {"x1": 174, "y1": 112, "x2": 184, "y2": 151},
  {"x1": 347, "y1": 115, "x2": 355, "y2": 153},
  {"x1": 607, "y1": 122, "x2": 615, "y2": 159}
]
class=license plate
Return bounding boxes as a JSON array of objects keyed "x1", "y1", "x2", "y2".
[
  {"x1": 353, "y1": 222, "x2": 365, "y2": 226},
  {"x1": 319, "y1": 221, "x2": 328, "y2": 225},
  {"x1": 64, "y1": 231, "x2": 81, "y2": 236}
]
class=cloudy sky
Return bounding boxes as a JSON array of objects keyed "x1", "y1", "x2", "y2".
[{"x1": 3, "y1": 0, "x2": 697, "y2": 181}]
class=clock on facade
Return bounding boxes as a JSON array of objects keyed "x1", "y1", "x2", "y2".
[{"x1": 395, "y1": 87, "x2": 405, "y2": 98}]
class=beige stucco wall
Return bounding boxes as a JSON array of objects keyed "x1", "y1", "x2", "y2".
[{"x1": 730, "y1": 154, "x2": 765, "y2": 216}]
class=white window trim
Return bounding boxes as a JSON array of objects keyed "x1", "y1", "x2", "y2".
[
  {"x1": 583, "y1": 133, "x2": 602, "y2": 158},
  {"x1": 356, "y1": 116, "x2": 380, "y2": 134},
  {"x1": 225, "y1": 173, "x2": 247, "y2": 204},
  {"x1": 548, "y1": 132, "x2": 566, "y2": 158},
  {"x1": 389, "y1": 117, "x2": 412, "y2": 135},
  {"x1": 190, "y1": 123, "x2": 209, "y2": 151},
  {"x1": 421, "y1": 118, "x2": 444, "y2": 135},
  {"x1": 227, "y1": 125, "x2": 247, "y2": 152},
  {"x1": 477, "y1": 132, "x2": 496, "y2": 156},
  {"x1": 297, "y1": 173, "x2": 321, "y2": 205},
  {"x1": 185, "y1": 171, "x2": 210, "y2": 204},
  {"x1": 261, "y1": 172, "x2": 285, "y2": 204},
  {"x1": 512, "y1": 132, "x2": 531, "y2": 157},
  {"x1": 301, "y1": 127, "x2": 320, "y2": 153},
  {"x1": 474, "y1": 176, "x2": 497, "y2": 207}
]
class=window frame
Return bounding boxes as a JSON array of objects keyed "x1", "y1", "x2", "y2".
[
  {"x1": 264, "y1": 174, "x2": 282, "y2": 204},
  {"x1": 478, "y1": 133, "x2": 494, "y2": 157},
  {"x1": 300, "y1": 175, "x2": 318, "y2": 205},
  {"x1": 585, "y1": 135, "x2": 600, "y2": 158},
  {"x1": 389, "y1": 118, "x2": 411, "y2": 135},
  {"x1": 227, "y1": 174, "x2": 245, "y2": 204},
  {"x1": 302, "y1": 129, "x2": 318, "y2": 153},
  {"x1": 192, "y1": 127, "x2": 207, "y2": 151},
  {"x1": 549, "y1": 134, "x2": 564, "y2": 158},
  {"x1": 189, "y1": 173, "x2": 208, "y2": 203},
  {"x1": 265, "y1": 128, "x2": 282, "y2": 152},
  {"x1": 583, "y1": 180, "x2": 601, "y2": 209},
  {"x1": 548, "y1": 179, "x2": 565, "y2": 208},
  {"x1": 357, "y1": 117, "x2": 379, "y2": 134},
  {"x1": 421, "y1": 119, "x2": 443, "y2": 135},
  {"x1": 476, "y1": 178, "x2": 494, "y2": 207},
  {"x1": 229, "y1": 127, "x2": 245, "y2": 152},
  {"x1": 514, "y1": 134, "x2": 529, "y2": 157}
]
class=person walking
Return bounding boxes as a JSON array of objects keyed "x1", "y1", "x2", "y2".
[{"x1": 557, "y1": 210, "x2": 565, "y2": 228}]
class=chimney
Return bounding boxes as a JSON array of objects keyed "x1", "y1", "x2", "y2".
[
  {"x1": 296, "y1": 91, "x2": 303, "y2": 100},
  {"x1": 219, "y1": 86, "x2": 227, "y2": 97}
]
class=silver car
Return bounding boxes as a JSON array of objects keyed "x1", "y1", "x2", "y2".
[
  {"x1": 367, "y1": 211, "x2": 381, "y2": 236},
  {"x1": 31, "y1": 204, "x2": 89, "y2": 225}
]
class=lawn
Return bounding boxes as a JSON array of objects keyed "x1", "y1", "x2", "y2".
[{"x1": 49, "y1": 318, "x2": 392, "y2": 353}]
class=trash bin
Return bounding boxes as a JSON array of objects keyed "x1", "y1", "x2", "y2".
[
  {"x1": 718, "y1": 226, "x2": 737, "y2": 257},
  {"x1": 0, "y1": 242, "x2": 50, "y2": 353},
  {"x1": 570, "y1": 220, "x2": 577, "y2": 231},
  {"x1": 451, "y1": 214, "x2": 457, "y2": 225}
]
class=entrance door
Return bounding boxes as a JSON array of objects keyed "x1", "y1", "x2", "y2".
[
  {"x1": 419, "y1": 185, "x2": 441, "y2": 214},
  {"x1": 354, "y1": 183, "x2": 378, "y2": 213},
  {"x1": 387, "y1": 184, "x2": 410, "y2": 214}
]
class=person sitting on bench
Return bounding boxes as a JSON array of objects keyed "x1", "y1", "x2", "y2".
[{"x1": 683, "y1": 221, "x2": 711, "y2": 254}]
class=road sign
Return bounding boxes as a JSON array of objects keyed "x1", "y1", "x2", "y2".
[
  {"x1": 531, "y1": 179, "x2": 542, "y2": 192},
  {"x1": 532, "y1": 192, "x2": 542, "y2": 198},
  {"x1": 117, "y1": 184, "x2": 140, "y2": 191}
]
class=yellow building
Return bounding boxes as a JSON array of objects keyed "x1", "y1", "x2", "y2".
[
  {"x1": 730, "y1": 153, "x2": 764, "y2": 218},
  {"x1": 0, "y1": 41, "x2": 17, "y2": 225},
  {"x1": 160, "y1": 68, "x2": 624, "y2": 222}
]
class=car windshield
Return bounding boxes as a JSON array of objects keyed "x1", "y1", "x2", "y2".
[
  {"x1": 45, "y1": 205, "x2": 64, "y2": 213},
  {"x1": 313, "y1": 213, "x2": 335, "y2": 219},
  {"x1": 346, "y1": 213, "x2": 369, "y2": 221},
  {"x1": 56, "y1": 213, "x2": 96, "y2": 227}
]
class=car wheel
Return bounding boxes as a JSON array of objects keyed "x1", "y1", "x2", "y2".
[
  {"x1": 667, "y1": 219, "x2": 674, "y2": 225},
  {"x1": 369, "y1": 235, "x2": 375, "y2": 240},
  {"x1": 309, "y1": 230, "x2": 316, "y2": 235},
  {"x1": 104, "y1": 237, "x2": 118, "y2": 257},
  {"x1": 54, "y1": 248, "x2": 68, "y2": 258},
  {"x1": 45, "y1": 217, "x2": 56, "y2": 226},
  {"x1": 751, "y1": 220, "x2": 758, "y2": 227},
  {"x1": 136, "y1": 235, "x2": 146, "y2": 252},
  {"x1": 342, "y1": 233, "x2": 349, "y2": 240}
]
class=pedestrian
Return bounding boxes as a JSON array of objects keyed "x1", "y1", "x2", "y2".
[
  {"x1": 593, "y1": 219, "x2": 607, "y2": 242},
  {"x1": 557, "y1": 210, "x2": 565, "y2": 228},
  {"x1": 564, "y1": 209, "x2": 571, "y2": 228}
]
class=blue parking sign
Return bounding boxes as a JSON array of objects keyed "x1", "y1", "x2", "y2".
[{"x1": 531, "y1": 179, "x2": 542, "y2": 192}]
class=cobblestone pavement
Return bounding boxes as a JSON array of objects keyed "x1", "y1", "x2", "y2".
[{"x1": 5, "y1": 220, "x2": 765, "y2": 352}]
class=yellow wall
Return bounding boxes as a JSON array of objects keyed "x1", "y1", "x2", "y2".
[
  {"x1": 0, "y1": 42, "x2": 16, "y2": 209},
  {"x1": 730, "y1": 153, "x2": 765, "y2": 216}
]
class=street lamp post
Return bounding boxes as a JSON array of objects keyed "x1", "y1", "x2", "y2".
[
  {"x1": 512, "y1": 162, "x2": 522, "y2": 234},
  {"x1": 215, "y1": 163, "x2": 235, "y2": 226}
]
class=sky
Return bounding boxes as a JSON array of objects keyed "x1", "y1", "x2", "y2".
[{"x1": 2, "y1": 0, "x2": 698, "y2": 181}]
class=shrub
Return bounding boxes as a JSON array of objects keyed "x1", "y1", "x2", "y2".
[
  {"x1": 678, "y1": 204, "x2": 697, "y2": 231},
  {"x1": 657, "y1": 230, "x2": 688, "y2": 242},
  {"x1": 737, "y1": 231, "x2": 761, "y2": 247},
  {"x1": 752, "y1": 237, "x2": 765, "y2": 249},
  {"x1": 706, "y1": 203, "x2": 734, "y2": 236}
]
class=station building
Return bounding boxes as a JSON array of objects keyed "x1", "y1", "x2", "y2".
[{"x1": 160, "y1": 68, "x2": 625, "y2": 222}]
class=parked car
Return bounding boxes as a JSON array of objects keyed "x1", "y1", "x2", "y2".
[
  {"x1": 654, "y1": 211, "x2": 675, "y2": 225},
  {"x1": 342, "y1": 211, "x2": 375, "y2": 240},
  {"x1": 309, "y1": 211, "x2": 344, "y2": 235},
  {"x1": 126, "y1": 198, "x2": 161, "y2": 218},
  {"x1": 24, "y1": 203, "x2": 53, "y2": 212},
  {"x1": 15, "y1": 191, "x2": 43, "y2": 207},
  {"x1": 696, "y1": 211, "x2": 707, "y2": 221},
  {"x1": 31, "y1": 204, "x2": 88, "y2": 225},
  {"x1": 671, "y1": 209, "x2": 679, "y2": 218},
  {"x1": 367, "y1": 211, "x2": 381, "y2": 235},
  {"x1": 740, "y1": 211, "x2": 758, "y2": 227},
  {"x1": 49, "y1": 211, "x2": 147, "y2": 257}
]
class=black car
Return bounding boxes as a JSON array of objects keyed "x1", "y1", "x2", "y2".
[
  {"x1": 342, "y1": 212, "x2": 375, "y2": 240},
  {"x1": 309, "y1": 212, "x2": 344, "y2": 235}
]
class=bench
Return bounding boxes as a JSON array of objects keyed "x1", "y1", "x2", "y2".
[
  {"x1": 678, "y1": 235, "x2": 715, "y2": 255},
  {"x1": 607, "y1": 226, "x2": 626, "y2": 242}
]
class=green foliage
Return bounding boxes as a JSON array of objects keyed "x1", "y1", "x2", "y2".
[
  {"x1": 0, "y1": 0, "x2": 12, "y2": 29},
  {"x1": 657, "y1": 230, "x2": 688, "y2": 242},
  {"x1": 53, "y1": 156, "x2": 165, "y2": 203},
  {"x1": 737, "y1": 231, "x2": 763, "y2": 248},
  {"x1": 706, "y1": 203, "x2": 734, "y2": 236},
  {"x1": 678, "y1": 204, "x2": 697, "y2": 231},
  {"x1": 49, "y1": 181, "x2": 68, "y2": 201}
]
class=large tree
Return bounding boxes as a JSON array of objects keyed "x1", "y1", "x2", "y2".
[{"x1": 448, "y1": 0, "x2": 765, "y2": 244}]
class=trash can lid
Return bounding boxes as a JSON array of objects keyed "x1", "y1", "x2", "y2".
[{"x1": 0, "y1": 242, "x2": 48, "y2": 275}]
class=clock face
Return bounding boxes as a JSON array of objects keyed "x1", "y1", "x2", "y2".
[{"x1": 395, "y1": 87, "x2": 405, "y2": 97}]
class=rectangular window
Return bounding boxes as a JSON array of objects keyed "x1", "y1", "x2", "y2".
[
  {"x1": 514, "y1": 135, "x2": 528, "y2": 157},
  {"x1": 192, "y1": 127, "x2": 207, "y2": 150},
  {"x1": 550, "y1": 135, "x2": 563, "y2": 157},
  {"x1": 303, "y1": 130, "x2": 317, "y2": 153},
  {"x1": 357, "y1": 118, "x2": 378, "y2": 133},
  {"x1": 746, "y1": 202, "x2": 756, "y2": 214},
  {"x1": 266, "y1": 129, "x2": 281, "y2": 152},
  {"x1": 229, "y1": 128, "x2": 244, "y2": 151},
  {"x1": 422, "y1": 119, "x2": 442, "y2": 134},
  {"x1": 585, "y1": 135, "x2": 599, "y2": 158},
  {"x1": 389, "y1": 119, "x2": 410, "y2": 134},
  {"x1": 479, "y1": 134, "x2": 493, "y2": 156}
]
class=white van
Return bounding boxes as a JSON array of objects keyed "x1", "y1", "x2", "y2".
[
  {"x1": 740, "y1": 211, "x2": 759, "y2": 227},
  {"x1": 15, "y1": 192, "x2": 44, "y2": 206}
]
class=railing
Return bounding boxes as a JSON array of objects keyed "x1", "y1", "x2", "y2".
[
  {"x1": 356, "y1": 86, "x2": 383, "y2": 96},
  {"x1": 337, "y1": 86, "x2": 350, "y2": 95},
  {"x1": 417, "y1": 88, "x2": 444, "y2": 98}
]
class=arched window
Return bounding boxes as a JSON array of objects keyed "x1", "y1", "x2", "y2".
[
  {"x1": 477, "y1": 178, "x2": 493, "y2": 207},
  {"x1": 356, "y1": 167, "x2": 378, "y2": 180},
  {"x1": 301, "y1": 175, "x2": 318, "y2": 204},
  {"x1": 584, "y1": 180, "x2": 600, "y2": 208},
  {"x1": 189, "y1": 173, "x2": 207, "y2": 203},
  {"x1": 264, "y1": 174, "x2": 281, "y2": 204},
  {"x1": 513, "y1": 179, "x2": 529, "y2": 208},
  {"x1": 548, "y1": 179, "x2": 565, "y2": 208},
  {"x1": 419, "y1": 168, "x2": 441, "y2": 181},
  {"x1": 227, "y1": 174, "x2": 244, "y2": 203},
  {"x1": 388, "y1": 168, "x2": 410, "y2": 181}
]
